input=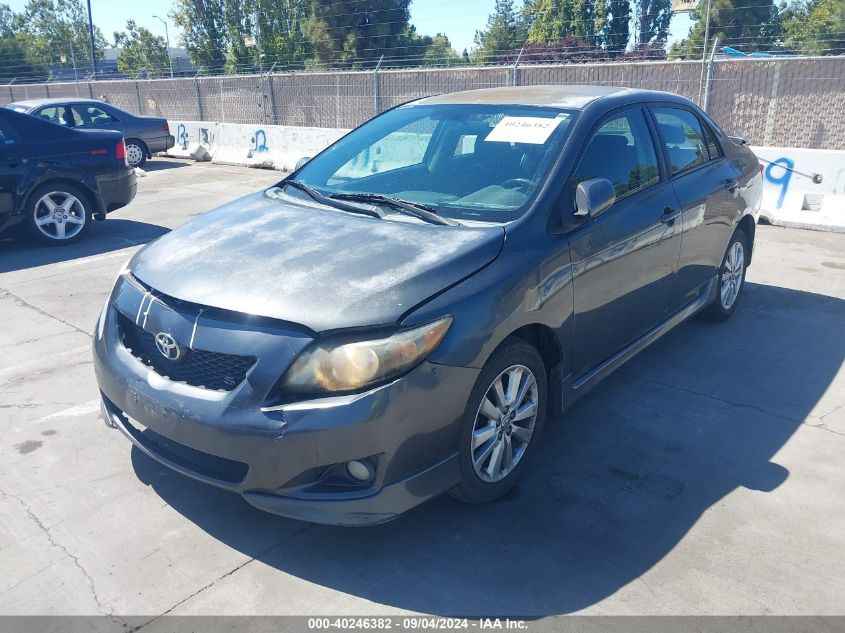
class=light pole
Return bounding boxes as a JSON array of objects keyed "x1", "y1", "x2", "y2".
[
  {"x1": 86, "y1": 0, "x2": 97, "y2": 76},
  {"x1": 152, "y1": 15, "x2": 174, "y2": 79}
]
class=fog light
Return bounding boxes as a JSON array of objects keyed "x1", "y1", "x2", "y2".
[{"x1": 346, "y1": 460, "x2": 374, "y2": 482}]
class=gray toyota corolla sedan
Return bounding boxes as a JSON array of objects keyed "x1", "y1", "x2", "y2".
[{"x1": 94, "y1": 85, "x2": 763, "y2": 525}]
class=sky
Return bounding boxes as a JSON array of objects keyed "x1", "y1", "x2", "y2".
[{"x1": 4, "y1": 0, "x2": 694, "y2": 59}]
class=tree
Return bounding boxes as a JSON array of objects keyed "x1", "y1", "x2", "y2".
[
  {"x1": 526, "y1": 0, "x2": 617, "y2": 47},
  {"x1": 670, "y1": 0, "x2": 780, "y2": 57},
  {"x1": 172, "y1": 0, "x2": 228, "y2": 73},
  {"x1": 254, "y1": 0, "x2": 311, "y2": 70},
  {"x1": 114, "y1": 20, "x2": 170, "y2": 76},
  {"x1": 423, "y1": 34, "x2": 461, "y2": 66},
  {"x1": 0, "y1": 3, "x2": 45, "y2": 81},
  {"x1": 303, "y1": 0, "x2": 413, "y2": 68},
  {"x1": 474, "y1": 0, "x2": 529, "y2": 64},
  {"x1": 602, "y1": 0, "x2": 631, "y2": 53},
  {"x1": 14, "y1": 0, "x2": 107, "y2": 75},
  {"x1": 500, "y1": 35, "x2": 607, "y2": 63},
  {"x1": 780, "y1": 0, "x2": 845, "y2": 55},
  {"x1": 634, "y1": 0, "x2": 671, "y2": 45}
]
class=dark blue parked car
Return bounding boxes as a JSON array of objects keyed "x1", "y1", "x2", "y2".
[
  {"x1": 0, "y1": 107, "x2": 136, "y2": 244},
  {"x1": 94, "y1": 85, "x2": 763, "y2": 525}
]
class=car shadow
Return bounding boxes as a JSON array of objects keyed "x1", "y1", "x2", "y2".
[
  {"x1": 0, "y1": 219, "x2": 169, "y2": 273},
  {"x1": 131, "y1": 281, "x2": 844, "y2": 616},
  {"x1": 143, "y1": 159, "x2": 190, "y2": 172}
]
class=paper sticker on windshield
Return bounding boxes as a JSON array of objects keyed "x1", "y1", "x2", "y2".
[{"x1": 485, "y1": 116, "x2": 563, "y2": 144}]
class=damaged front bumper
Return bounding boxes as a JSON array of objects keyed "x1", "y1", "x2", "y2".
[{"x1": 93, "y1": 276, "x2": 479, "y2": 526}]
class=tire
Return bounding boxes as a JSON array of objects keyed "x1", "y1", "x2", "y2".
[
  {"x1": 450, "y1": 338, "x2": 548, "y2": 505},
  {"x1": 702, "y1": 228, "x2": 748, "y2": 322},
  {"x1": 25, "y1": 183, "x2": 93, "y2": 245},
  {"x1": 125, "y1": 139, "x2": 147, "y2": 168}
]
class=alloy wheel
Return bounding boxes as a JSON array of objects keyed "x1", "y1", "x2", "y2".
[
  {"x1": 471, "y1": 364, "x2": 539, "y2": 483},
  {"x1": 720, "y1": 240, "x2": 745, "y2": 310},
  {"x1": 33, "y1": 191, "x2": 86, "y2": 240}
]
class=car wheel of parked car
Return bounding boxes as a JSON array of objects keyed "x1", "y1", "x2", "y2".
[
  {"x1": 125, "y1": 140, "x2": 147, "y2": 168},
  {"x1": 450, "y1": 338, "x2": 548, "y2": 505},
  {"x1": 26, "y1": 184, "x2": 92, "y2": 245},
  {"x1": 703, "y1": 228, "x2": 748, "y2": 321}
]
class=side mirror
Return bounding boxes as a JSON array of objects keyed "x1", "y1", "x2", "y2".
[
  {"x1": 574, "y1": 178, "x2": 616, "y2": 219},
  {"x1": 294, "y1": 156, "x2": 311, "y2": 171}
]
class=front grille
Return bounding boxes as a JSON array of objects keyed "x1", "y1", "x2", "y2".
[{"x1": 117, "y1": 313, "x2": 255, "y2": 391}]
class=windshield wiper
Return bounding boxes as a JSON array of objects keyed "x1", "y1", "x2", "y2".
[
  {"x1": 282, "y1": 180, "x2": 384, "y2": 219},
  {"x1": 330, "y1": 193, "x2": 460, "y2": 227}
]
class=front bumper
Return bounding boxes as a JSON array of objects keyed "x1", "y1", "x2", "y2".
[{"x1": 93, "y1": 277, "x2": 478, "y2": 525}]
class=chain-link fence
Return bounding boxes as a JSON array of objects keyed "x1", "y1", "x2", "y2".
[{"x1": 2, "y1": 56, "x2": 843, "y2": 149}]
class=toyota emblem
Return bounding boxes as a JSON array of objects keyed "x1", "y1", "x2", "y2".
[{"x1": 154, "y1": 332, "x2": 182, "y2": 360}]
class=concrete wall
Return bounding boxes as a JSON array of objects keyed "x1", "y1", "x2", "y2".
[
  {"x1": 165, "y1": 120, "x2": 844, "y2": 231},
  {"x1": 753, "y1": 146, "x2": 845, "y2": 232}
]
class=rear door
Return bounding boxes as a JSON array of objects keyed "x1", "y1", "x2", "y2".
[
  {"x1": 567, "y1": 105, "x2": 682, "y2": 378},
  {"x1": 0, "y1": 116, "x2": 25, "y2": 228},
  {"x1": 649, "y1": 105, "x2": 744, "y2": 310}
]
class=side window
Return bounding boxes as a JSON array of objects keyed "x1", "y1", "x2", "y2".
[
  {"x1": 331, "y1": 117, "x2": 438, "y2": 182},
  {"x1": 72, "y1": 105, "x2": 117, "y2": 126},
  {"x1": 653, "y1": 107, "x2": 709, "y2": 174},
  {"x1": 703, "y1": 124, "x2": 722, "y2": 160},
  {"x1": 34, "y1": 106, "x2": 76, "y2": 127},
  {"x1": 0, "y1": 118, "x2": 18, "y2": 145},
  {"x1": 574, "y1": 109, "x2": 660, "y2": 201}
]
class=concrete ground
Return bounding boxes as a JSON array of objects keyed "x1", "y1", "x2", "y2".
[{"x1": 1, "y1": 159, "x2": 843, "y2": 624}]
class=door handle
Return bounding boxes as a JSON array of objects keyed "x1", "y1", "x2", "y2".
[
  {"x1": 660, "y1": 207, "x2": 681, "y2": 224},
  {"x1": 5, "y1": 158, "x2": 20, "y2": 167},
  {"x1": 724, "y1": 179, "x2": 739, "y2": 192}
]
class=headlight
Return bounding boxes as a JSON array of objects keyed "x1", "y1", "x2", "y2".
[{"x1": 281, "y1": 316, "x2": 453, "y2": 395}]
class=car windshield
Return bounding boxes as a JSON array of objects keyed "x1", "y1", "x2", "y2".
[{"x1": 288, "y1": 104, "x2": 578, "y2": 224}]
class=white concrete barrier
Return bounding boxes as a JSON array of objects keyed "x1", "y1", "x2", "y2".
[
  {"x1": 210, "y1": 123, "x2": 348, "y2": 172},
  {"x1": 167, "y1": 121, "x2": 218, "y2": 159},
  {"x1": 752, "y1": 146, "x2": 845, "y2": 232},
  {"x1": 165, "y1": 123, "x2": 843, "y2": 232}
]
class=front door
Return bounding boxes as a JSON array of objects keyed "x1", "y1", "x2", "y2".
[
  {"x1": 567, "y1": 106, "x2": 682, "y2": 379},
  {"x1": 0, "y1": 117, "x2": 25, "y2": 232}
]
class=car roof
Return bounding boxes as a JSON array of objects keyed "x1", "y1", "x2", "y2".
[
  {"x1": 411, "y1": 84, "x2": 685, "y2": 110},
  {"x1": 7, "y1": 98, "x2": 112, "y2": 109}
]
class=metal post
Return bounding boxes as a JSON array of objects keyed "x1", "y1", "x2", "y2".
[
  {"x1": 698, "y1": 0, "x2": 713, "y2": 105},
  {"x1": 86, "y1": 0, "x2": 98, "y2": 76},
  {"x1": 135, "y1": 81, "x2": 143, "y2": 113},
  {"x1": 7, "y1": 78, "x2": 15, "y2": 101},
  {"x1": 152, "y1": 15, "x2": 174, "y2": 79},
  {"x1": 702, "y1": 37, "x2": 719, "y2": 112},
  {"x1": 266, "y1": 62, "x2": 278, "y2": 125},
  {"x1": 194, "y1": 77, "x2": 204, "y2": 121},
  {"x1": 512, "y1": 46, "x2": 524, "y2": 87},
  {"x1": 373, "y1": 55, "x2": 384, "y2": 116}
]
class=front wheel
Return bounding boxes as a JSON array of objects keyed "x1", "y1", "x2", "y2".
[
  {"x1": 450, "y1": 339, "x2": 547, "y2": 505},
  {"x1": 702, "y1": 228, "x2": 747, "y2": 321}
]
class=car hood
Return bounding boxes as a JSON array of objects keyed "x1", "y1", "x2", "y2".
[{"x1": 130, "y1": 191, "x2": 504, "y2": 332}]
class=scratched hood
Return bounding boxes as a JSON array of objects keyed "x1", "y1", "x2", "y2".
[{"x1": 130, "y1": 191, "x2": 504, "y2": 332}]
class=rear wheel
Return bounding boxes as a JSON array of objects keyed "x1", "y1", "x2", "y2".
[
  {"x1": 125, "y1": 139, "x2": 147, "y2": 167},
  {"x1": 703, "y1": 228, "x2": 747, "y2": 321},
  {"x1": 25, "y1": 184, "x2": 92, "y2": 245},
  {"x1": 450, "y1": 339, "x2": 547, "y2": 505}
]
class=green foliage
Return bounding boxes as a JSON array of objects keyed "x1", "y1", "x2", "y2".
[
  {"x1": 114, "y1": 20, "x2": 170, "y2": 76},
  {"x1": 8, "y1": 0, "x2": 107, "y2": 77},
  {"x1": 635, "y1": 0, "x2": 671, "y2": 44},
  {"x1": 303, "y1": 0, "x2": 413, "y2": 68},
  {"x1": 171, "y1": 0, "x2": 228, "y2": 73},
  {"x1": 474, "y1": 0, "x2": 529, "y2": 63},
  {"x1": 423, "y1": 34, "x2": 462, "y2": 66},
  {"x1": 780, "y1": 0, "x2": 845, "y2": 55},
  {"x1": 0, "y1": 4, "x2": 45, "y2": 81},
  {"x1": 669, "y1": 0, "x2": 781, "y2": 57}
]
